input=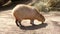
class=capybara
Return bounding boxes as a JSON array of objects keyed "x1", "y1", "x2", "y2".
[{"x1": 13, "y1": 4, "x2": 45, "y2": 26}]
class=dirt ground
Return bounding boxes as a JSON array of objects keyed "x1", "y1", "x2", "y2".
[{"x1": 0, "y1": 9, "x2": 60, "y2": 34}]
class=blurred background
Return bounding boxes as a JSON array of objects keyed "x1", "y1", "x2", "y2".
[{"x1": 0, "y1": 0, "x2": 60, "y2": 11}]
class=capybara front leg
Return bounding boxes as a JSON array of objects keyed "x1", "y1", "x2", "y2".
[{"x1": 41, "y1": 22, "x2": 44, "y2": 24}]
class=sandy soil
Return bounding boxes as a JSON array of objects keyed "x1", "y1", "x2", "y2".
[{"x1": 0, "y1": 10, "x2": 60, "y2": 34}]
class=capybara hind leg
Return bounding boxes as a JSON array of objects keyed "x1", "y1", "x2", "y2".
[
  {"x1": 15, "y1": 19, "x2": 19, "y2": 26},
  {"x1": 18, "y1": 20, "x2": 23, "y2": 26},
  {"x1": 30, "y1": 20, "x2": 35, "y2": 26},
  {"x1": 15, "y1": 19, "x2": 23, "y2": 27}
]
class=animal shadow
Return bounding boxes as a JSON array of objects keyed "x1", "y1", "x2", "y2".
[{"x1": 19, "y1": 23, "x2": 48, "y2": 30}]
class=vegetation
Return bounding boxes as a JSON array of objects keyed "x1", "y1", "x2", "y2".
[{"x1": 0, "y1": 0, "x2": 60, "y2": 12}]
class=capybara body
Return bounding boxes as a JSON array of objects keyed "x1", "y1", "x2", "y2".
[{"x1": 13, "y1": 4, "x2": 45, "y2": 26}]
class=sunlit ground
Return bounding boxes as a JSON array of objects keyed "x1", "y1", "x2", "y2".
[{"x1": 0, "y1": 10, "x2": 60, "y2": 34}]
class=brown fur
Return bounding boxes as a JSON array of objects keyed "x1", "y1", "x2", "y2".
[{"x1": 13, "y1": 4, "x2": 45, "y2": 26}]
